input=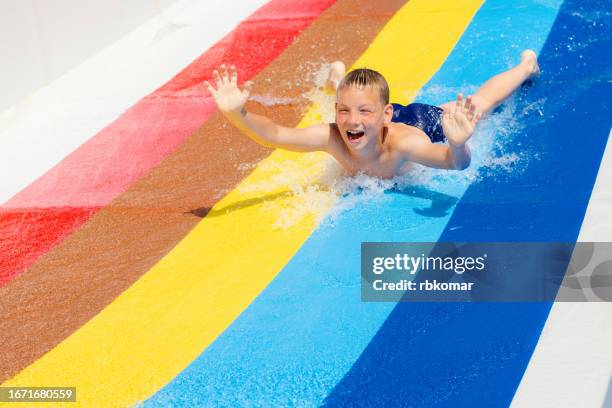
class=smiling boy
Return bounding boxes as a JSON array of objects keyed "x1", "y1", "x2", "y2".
[{"x1": 204, "y1": 50, "x2": 539, "y2": 179}]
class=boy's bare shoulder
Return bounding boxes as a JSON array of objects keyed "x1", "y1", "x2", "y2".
[{"x1": 387, "y1": 122, "x2": 432, "y2": 154}]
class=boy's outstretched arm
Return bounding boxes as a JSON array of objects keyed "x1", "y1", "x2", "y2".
[
  {"x1": 400, "y1": 94, "x2": 480, "y2": 170},
  {"x1": 205, "y1": 64, "x2": 331, "y2": 153},
  {"x1": 399, "y1": 137, "x2": 471, "y2": 170}
]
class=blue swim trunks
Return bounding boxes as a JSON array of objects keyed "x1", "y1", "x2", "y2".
[{"x1": 392, "y1": 103, "x2": 446, "y2": 143}]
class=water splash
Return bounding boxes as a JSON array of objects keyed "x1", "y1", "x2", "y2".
[{"x1": 249, "y1": 94, "x2": 301, "y2": 107}]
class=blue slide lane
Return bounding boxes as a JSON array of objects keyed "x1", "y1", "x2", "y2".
[
  {"x1": 324, "y1": 0, "x2": 611, "y2": 406},
  {"x1": 144, "y1": 0, "x2": 579, "y2": 406}
]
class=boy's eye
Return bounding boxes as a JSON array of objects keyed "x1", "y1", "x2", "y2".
[{"x1": 360, "y1": 109, "x2": 371, "y2": 113}]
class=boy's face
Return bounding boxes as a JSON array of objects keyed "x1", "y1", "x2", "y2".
[{"x1": 335, "y1": 85, "x2": 393, "y2": 152}]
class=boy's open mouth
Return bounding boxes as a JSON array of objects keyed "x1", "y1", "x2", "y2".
[{"x1": 346, "y1": 130, "x2": 365, "y2": 144}]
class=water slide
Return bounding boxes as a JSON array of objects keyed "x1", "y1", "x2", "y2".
[{"x1": 1, "y1": 0, "x2": 610, "y2": 406}]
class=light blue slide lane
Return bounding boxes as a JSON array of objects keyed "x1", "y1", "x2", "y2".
[{"x1": 145, "y1": 1, "x2": 563, "y2": 406}]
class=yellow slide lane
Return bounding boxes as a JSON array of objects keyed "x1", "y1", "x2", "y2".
[{"x1": 2, "y1": 1, "x2": 482, "y2": 406}]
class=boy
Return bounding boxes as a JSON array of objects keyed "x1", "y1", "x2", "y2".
[{"x1": 204, "y1": 50, "x2": 539, "y2": 179}]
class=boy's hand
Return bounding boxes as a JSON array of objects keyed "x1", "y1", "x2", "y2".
[
  {"x1": 204, "y1": 64, "x2": 253, "y2": 116},
  {"x1": 442, "y1": 94, "x2": 481, "y2": 147}
]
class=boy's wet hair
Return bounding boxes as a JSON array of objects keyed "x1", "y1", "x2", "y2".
[{"x1": 337, "y1": 68, "x2": 390, "y2": 105}]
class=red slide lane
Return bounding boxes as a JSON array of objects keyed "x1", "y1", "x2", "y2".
[{"x1": 0, "y1": 0, "x2": 336, "y2": 286}]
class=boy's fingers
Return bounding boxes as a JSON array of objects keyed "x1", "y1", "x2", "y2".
[
  {"x1": 242, "y1": 81, "x2": 254, "y2": 98},
  {"x1": 230, "y1": 65, "x2": 238, "y2": 85},
  {"x1": 455, "y1": 93, "x2": 463, "y2": 113},
  {"x1": 467, "y1": 103, "x2": 476, "y2": 121},
  {"x1": 204, "y1": 81, "x2": 216, "y2": 95},
  {"x1": 470, "y1": 112, "x2": 479, "y2": 125},
  {"x1": 220, "y1": 64, "x2": 229, "y2": 82},
  {"x1": 465, "y1": 95, "x2": 473, "y2": 113},
  {"x1": 213, "y1": 70, "x2": 222, "y2": 87}
]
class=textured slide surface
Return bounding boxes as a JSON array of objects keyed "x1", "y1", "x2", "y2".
[{"x1": 1, "y1": 0, "x2": 610, "y2": 406}]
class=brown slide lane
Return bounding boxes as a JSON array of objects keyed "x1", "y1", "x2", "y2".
[{"x1": 0, "y1": 0, "x2": 407, "y2": 382}]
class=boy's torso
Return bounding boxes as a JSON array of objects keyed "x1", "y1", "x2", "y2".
[{"x1": 328, "y1": 122, "x2": 431, "y2": 179}]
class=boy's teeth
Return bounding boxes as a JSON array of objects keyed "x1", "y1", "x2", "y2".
[{"x1": 346, "y1": 130, "x2": 364, "y2": 143}]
